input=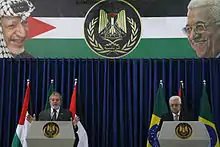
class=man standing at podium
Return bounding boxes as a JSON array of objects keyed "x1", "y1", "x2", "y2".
[
  {"x1": 158, "y1": 96, "x2": 191, "y2": 131},
  {"x1": 38, "y1": 92, "x2": 79, "y2": 147}
]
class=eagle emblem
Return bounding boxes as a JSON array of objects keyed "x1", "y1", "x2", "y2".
[
  {"x1": 43, "y1": 122, "x2": 59, "y2": 138},
  {"x1": 84, "y1": 0, "x2": 141, "y2": 58},
  {"x1": 175, "y1": 123, "x2": 193, "y2": 139}
]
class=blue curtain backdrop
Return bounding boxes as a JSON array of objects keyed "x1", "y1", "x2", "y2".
[{"x1": 0, "y1": 58, "x2": 219, "y2": 147}]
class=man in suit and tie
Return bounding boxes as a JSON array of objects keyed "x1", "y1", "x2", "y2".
[
  {"x1": 38, "y1": 91, "x2": 79, "y2": 147},
  {"x1": 158, "y1": 96, "x2": 192, "y2": 131}
]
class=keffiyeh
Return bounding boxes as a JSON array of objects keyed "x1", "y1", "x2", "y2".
[{"x1": 0, "y1": 0, "x2": 35, "y2": 58}]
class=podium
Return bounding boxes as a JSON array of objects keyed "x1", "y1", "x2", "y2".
[
  {"x1": 158, "y1": 121, "x2": 210, "y2": 147},
  {"x1": 26, "y1": 121, "x2": 75, "y2": 147}
]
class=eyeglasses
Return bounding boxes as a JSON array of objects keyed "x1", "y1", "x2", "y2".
[
  {"x1": 182, "y1": 21, "x2": 220, "y2": 36},
  {"x1": 170, "y1": 104, "x2": 180, "y2": 107},
  {"x1": 182, "y1": 22, "x2": 208, "y2": 35}
]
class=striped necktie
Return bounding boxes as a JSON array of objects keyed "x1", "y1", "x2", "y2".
[
  {"x1": 174, "y1": 114, "x2": 179, "y2": 121},
  {"x1": 52, "y1": 109, "x2": 57, "y2": 121}
]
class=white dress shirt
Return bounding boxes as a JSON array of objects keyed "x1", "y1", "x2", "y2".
[
  {"x1": 51, "y1": 107, "x2": 60, "y2": 119},
  {"x1": 172, "y1": 111, "x2": 180, "y2": 121},
  {"x1": 216, "y1": 53, "x2": 220, "y2": 58}
]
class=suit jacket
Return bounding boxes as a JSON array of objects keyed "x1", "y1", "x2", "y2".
[
  {"x1": 158, "y1": 111, "x2": 192, "y2": 131},
  {"x1": 38, "y1": 108, "x2": 79, "y2": 147},
  {"x1": 38, "y1": 108, "x2": 72, "y2": 121}
]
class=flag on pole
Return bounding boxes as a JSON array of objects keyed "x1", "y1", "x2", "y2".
[
  {"x1": 146, "y1": 80, "x2": 169, "y2": 147},
  {"x1": 11, "y1": 80, "x2": 31, "y2": 147},
  {"x1": 178, "y1": 81, "x2": 184, "y2": 98},
  {"x1": 45, "y1": 79, "x2": 54, "y2": 109},
  {"x1": 69, "y1": 79, "x2": 77, "y2": 116},
  {"x1": 199, "y1": 80, "x2": 219, "y2": 147},
  {"x1": 69, "y1": 79, "x2": 88, "y2": 147},
  {"x1": 178, "y1": 81, "x2": 189, "y2": 115}
]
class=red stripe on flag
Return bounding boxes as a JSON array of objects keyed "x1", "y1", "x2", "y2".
[
  {"x1": 69, "y1": 81, "x2": 77, "y2": 117},
  {"x1": 178, "y1": 84, "x2": 182, "y2": 98},
  {"x1": 18, "y1": 83, "x2": 30, "y2": 125}
]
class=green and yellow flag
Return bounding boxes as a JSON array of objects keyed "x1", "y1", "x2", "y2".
[
  {"x1": 44, "y1": 79, "x2": 55, "y2": 109},
  {"x1": 199, "y1": 80, "x2": 219, "y2": 147},
  {"x1": 146, "y1": 80, "x2": 168, "y2": 147}
]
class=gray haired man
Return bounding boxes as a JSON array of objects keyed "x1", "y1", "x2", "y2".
[
  {"x1": 158, "y1": 96, "x2": 192, "y2": 131},
  {"x1": 184, "y1": 0, "x2": 220, "y2": 58},
  {"x1": 0, "y1": 0, "x2": 35, "y2": 58}
]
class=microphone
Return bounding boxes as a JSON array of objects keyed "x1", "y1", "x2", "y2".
[{"x1": 33, "y1": 114, "x2": 36, "y2": 121}]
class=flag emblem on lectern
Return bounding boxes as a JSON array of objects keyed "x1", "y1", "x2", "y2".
[
  {"x1": 175, "y1": 123, "x2": 193, "y2": 139},
  {"x1": 43, "y1": 122, "x2": 59, "y2": 138},
  {"x1": 84, "y1": 0, "x2": 142, "y2": 58}
]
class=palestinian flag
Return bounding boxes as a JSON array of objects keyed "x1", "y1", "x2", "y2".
[
  {"x1": 11, "y1": 81, "x2": 31, "y2": 147},
  {"x1": 178, "y1": 81, "x2": 189, "y2": 115},
  {"x1": 69, "y1": 79, "x2": 88, "y2": 147},
  {"x1": 199, "y1": 81, "x2": 219, "y2": 147},
  {"x1": 26, "y1": 0, "x2": 196, "y2": 58}
]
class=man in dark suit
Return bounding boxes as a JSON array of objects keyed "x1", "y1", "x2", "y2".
[
  {"x1": 38, "y1": 92, "x2": 79, "y2": 147},
  {"x1": 158, "y1": 96, "x2": 192, "y2": 131}
]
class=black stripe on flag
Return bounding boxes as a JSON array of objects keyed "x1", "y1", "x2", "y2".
[{"x1": 30, "y1": 0, "x2": 190, "y2": 17}]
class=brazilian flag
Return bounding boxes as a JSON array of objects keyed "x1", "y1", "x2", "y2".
[
  {"x1": 44, "y1": 79, "x2": 55, "y2": 109},
  {"x1": 146, "y1": 80, "x2": 168, "y2": 147},
  {"x1": 199, "y1": 81, "x2": 219, "y2": 147}
]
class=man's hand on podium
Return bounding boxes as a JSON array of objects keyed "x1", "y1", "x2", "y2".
[
  {"x1": 72, "y1": 116, "x2": 80, "y2": 128},
  {"x1": 26, "y1": 114, "x2": 36, "y2": 123}
]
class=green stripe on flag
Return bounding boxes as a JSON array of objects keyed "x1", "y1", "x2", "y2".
[
  {"x1": 11, "y1": 133, "x2": 22, "y2": 147},
  {"x1": 25, "y1": 38, "x2": 196, "y2": 58}
]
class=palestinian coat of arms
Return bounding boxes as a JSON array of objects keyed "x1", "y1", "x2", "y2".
[{"x1": 84, "y1": 0, "x2": 142, "y2": 58}]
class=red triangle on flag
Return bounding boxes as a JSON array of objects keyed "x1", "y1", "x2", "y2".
[{"x1": 26, "y1": 17, "x2": 56, "y2": 40}]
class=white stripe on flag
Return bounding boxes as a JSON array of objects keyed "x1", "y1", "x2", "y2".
[
  {"x1": 33, "y1": 17, "x2": 187, "y2": 39},
  {"x1": 15, "y1": 113, "x2": 31, "y2": 147},
  {"x1": 74, "y1": 114, "x2": 88, "y2": 147},
  {"x1": 77, "y1": 121, "x2": 88, "y2": 147}
]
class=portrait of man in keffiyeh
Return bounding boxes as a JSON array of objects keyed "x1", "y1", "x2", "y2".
[{"x1": 0, "y1": 0, "x2": 35, "y2": 58}]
